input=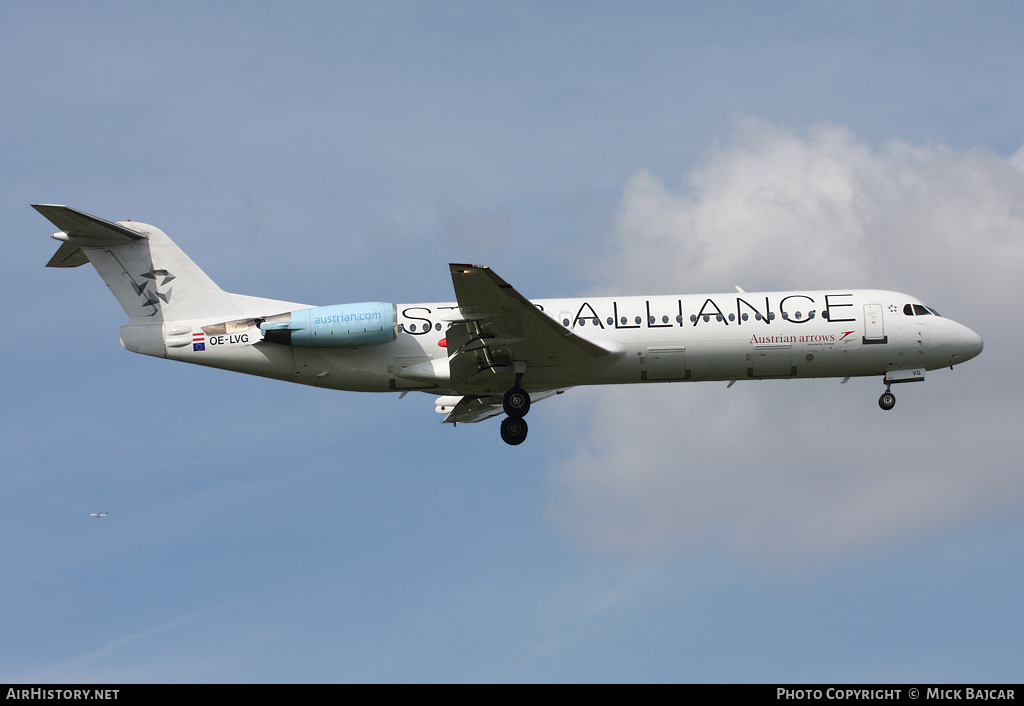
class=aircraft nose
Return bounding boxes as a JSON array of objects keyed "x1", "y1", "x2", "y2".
[{"x1": 956, "y1": 326, "x2": 984, "y2": 364}]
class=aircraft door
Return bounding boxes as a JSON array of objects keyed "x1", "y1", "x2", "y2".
[{"x1": 863, "y1": 304, "x2": 887, "y2": 343}]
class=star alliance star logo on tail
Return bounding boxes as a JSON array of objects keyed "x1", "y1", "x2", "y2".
[{"x1": 130, "y1": 268, "x2": 175, "y2": 312}]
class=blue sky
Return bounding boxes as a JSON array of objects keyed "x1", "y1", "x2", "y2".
[{"x1": 2, "y1": 2, "x2": 1022, "y2": 682}]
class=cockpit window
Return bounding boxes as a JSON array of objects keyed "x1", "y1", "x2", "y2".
[{"x1": 905, "y1": 303, "x2": 940, "y2": 316}]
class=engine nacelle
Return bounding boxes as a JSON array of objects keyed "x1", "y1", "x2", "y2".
[{"x1": 260, "y1": 302, "x2": 396, "y2": 348}]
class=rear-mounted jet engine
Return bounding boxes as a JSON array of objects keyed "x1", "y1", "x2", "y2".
[{"x1": 259, "y1": 302, "x2": 396, "y2": 347}]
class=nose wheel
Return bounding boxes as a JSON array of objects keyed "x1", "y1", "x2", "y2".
[{"x1": 879, "y1": 387, "x2": 896, "y2": 411}]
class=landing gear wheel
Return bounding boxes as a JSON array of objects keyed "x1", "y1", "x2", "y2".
[
  {"x1": 500, "y1": 416, "x2": 529, "y2": 445},
  {"x1": 879, "y1": 391, "x2": 896, "y2": 411},
  {"x1": 503, "y1": 387, "x2": 531, "y2": 417}
]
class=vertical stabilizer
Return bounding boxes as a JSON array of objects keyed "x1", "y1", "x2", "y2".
[{"x1": 35, "y1": 205, "x2": 239, "y2": 323}]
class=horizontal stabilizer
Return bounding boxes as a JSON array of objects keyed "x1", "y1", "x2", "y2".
[
  {"x1": 45, "y1": 240, "x2": 90, "y2": 268},
  {"x1": 36, "y1": 204, "x2": 150, "y2": 269}
]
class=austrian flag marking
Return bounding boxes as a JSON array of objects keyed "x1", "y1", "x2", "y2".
[{"x1": 193, "y1": 332, "x2": 205, "y2": 352}]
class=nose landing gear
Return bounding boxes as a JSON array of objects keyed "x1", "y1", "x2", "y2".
[
  {"x1": 879, "y1": 386, "x2": 896, "y2": 410},
  {"x1": 878, "y1": 369, "x2": 926, "y2": 411}
]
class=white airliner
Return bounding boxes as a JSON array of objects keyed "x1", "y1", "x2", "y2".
[
  {"x1": 36, "y1": 205, "x2": 983, "y2": 445},
  {"x1": 90, "y1": 512, "x2": 109, "y2": 518}
]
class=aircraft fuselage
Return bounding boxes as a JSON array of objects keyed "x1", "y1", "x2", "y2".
[
  {"x1": 36, "y1": 205, "x2": 982, "y2": 445},
  {"x1": 155, "y1": 289, "x2": 980, "y2": 395}
]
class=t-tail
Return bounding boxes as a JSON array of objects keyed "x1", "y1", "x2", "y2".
[{"x1": 35, "y1": 205, "x2": 300, "y2": 357}]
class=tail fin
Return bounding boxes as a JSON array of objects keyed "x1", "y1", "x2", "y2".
[{"x1": 35, "y1": 205, "x2": 240, "y2": 323}]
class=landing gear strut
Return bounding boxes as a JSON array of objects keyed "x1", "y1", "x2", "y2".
[{"x1": 878, "y1": 386, "x2": 896, "y2": 411}]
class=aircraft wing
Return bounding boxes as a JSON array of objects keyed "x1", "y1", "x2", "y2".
[
  {"x1": 437, "y1": 390, "x2": 566, "y2": 424},
  {"x1": 445, "y1": 264, "x2": 620, "y2": 394}
]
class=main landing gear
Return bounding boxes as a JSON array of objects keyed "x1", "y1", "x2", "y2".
[
  {"x1": 878, "y1": 385, "x2": 896, "y2": 411},
  {"x1": 503, "y1": 386, "x2": 531, "y2": 417},
  {"x1": 500, "y1": 414, "x2": 528, "y2": 445},
  {"x1": 500, "y1": 380, "x2": 531, "y2": 445}
]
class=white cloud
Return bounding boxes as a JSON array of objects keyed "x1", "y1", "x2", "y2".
[{"x1": 548, "y1": 118, "x2": 1024, "y2": 562}]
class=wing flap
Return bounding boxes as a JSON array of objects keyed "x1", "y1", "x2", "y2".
[
  {"x1": 437, "y1": 395, "x2": 506, "y2": 424},
  {"x1": 436, "y1": 389, "x2": 567, "y2": 424}
]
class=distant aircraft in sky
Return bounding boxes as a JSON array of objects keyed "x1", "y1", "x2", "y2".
[
  {"x1": 90, "y1": 512, "x2": 109, "y2": 518},
  {"x1": 36, "y1": 205, "x2": 983, "y2": 445}
]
